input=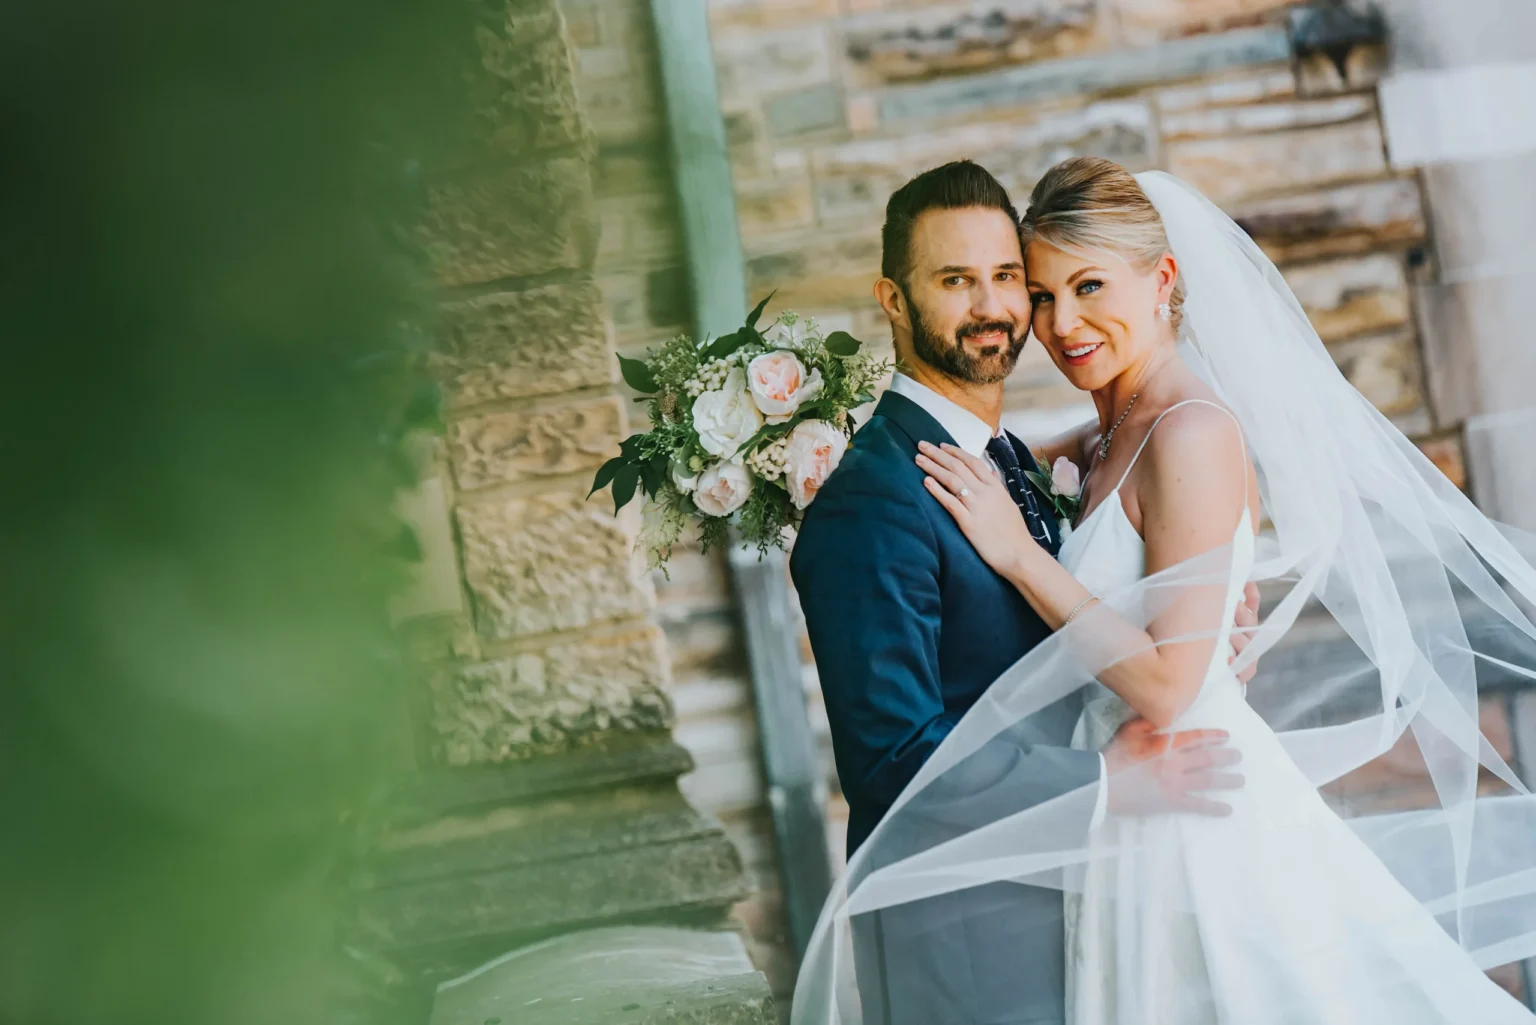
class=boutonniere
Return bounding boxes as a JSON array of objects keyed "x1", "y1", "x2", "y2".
[{"x1": 1024, "y1": 456, "x2": 1083, "y2": 528}]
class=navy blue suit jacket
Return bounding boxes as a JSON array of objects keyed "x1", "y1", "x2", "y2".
[
  {"x1": 792, "y1": 390, "x2": 1100, "y2": 854},
  {"x1": 790, "y1": 390, "x2": 1101, "y2": 1025}
]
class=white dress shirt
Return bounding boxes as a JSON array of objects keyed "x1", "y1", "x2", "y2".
[{"x1": 889, "y1": 373, "x2": 1111, "y2": 829}]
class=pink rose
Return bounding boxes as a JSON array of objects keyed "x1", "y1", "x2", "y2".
[
  {"x1": 1051, "y1": 456, "x2": 1082, "y2": 499},
  {"x1": 692, "y1": 461, "x2": 752, "y2": 517},
  {"x1": 782, "y1": 420, "x2": 848, "y2": 510},
  {"x1": 747, "y1": 350, "x2": 824, "y2": 423}
]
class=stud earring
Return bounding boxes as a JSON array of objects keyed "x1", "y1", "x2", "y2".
[{"x1": 1157, "y1": 302, "x2": 1172, "y2": 322}]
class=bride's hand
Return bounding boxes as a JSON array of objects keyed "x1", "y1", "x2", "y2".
[{"x1": 917, "y1": 441, "x2": 1039, "y2": 577}]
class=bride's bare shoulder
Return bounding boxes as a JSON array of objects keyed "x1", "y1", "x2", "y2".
[{"x1": 1139, "y1": 393, "x2": 1258, "y2": 523}]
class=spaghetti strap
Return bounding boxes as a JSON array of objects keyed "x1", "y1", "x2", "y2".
[{"x1": 1112, "y1": 398, "x2": 1248, "y2": 494}]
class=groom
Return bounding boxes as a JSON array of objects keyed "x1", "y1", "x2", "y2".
[{"x1": 791, "y1": 161, "x2": 1248, "y2": 1024}]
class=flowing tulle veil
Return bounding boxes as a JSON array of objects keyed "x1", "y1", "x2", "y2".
[{"x1": 790, "y1": 171, "x2": 1536, "y2": 1023}]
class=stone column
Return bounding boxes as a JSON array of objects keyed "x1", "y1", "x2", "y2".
[
  {"x1": 362, "y1": 4, "x2": 774, "y2": 1021},
  {"x1": 1376, "y1": 0, "x2": 1536, "y2": 528}
]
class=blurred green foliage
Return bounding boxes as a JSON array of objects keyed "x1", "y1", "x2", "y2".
[{"x1": 0, "y1": 2, "x2": 472, "y2": 1023}]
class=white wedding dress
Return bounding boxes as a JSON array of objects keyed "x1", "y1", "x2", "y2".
[{"x1": 1058, "y1": 399, "x2": 1535, "y2": 1024}]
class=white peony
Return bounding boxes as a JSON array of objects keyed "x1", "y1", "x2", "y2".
[
  {"x1": 692, "y1": 367, "x2": 764, "y2": 460},
  {"x1": 1050, "y1": 456, "x2": 1082, "y2": 498},
  {"x1": 692, "y1": 461, "x2": 753, "y2": 517},
  {"x1": 747, "y1": 350, "x2": 824, "y2": 423},
  {"x1": 782, "y1": 420, "x2": 849, "y2": 510}
]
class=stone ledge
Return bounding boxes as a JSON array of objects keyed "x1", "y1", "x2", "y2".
[
  {"x1": 400, "y1": 737, "x2": 695, "y2": 819},
  {"x1": 429, "y1": 926, "x2": 775, "y2": 1025},
  {"x1": 360, "y1": 830, "x2": 750, "y2": 969}
]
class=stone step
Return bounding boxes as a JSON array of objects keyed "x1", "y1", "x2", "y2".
[{"x1": 429, "y1": 925, "x2": 775, "y2": 1025}]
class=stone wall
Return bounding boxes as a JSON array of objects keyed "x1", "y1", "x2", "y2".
[{"x1": 363, "y1": 5, "x2": 775, "y2": 1021}]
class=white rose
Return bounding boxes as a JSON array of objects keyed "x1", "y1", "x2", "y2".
[
  {"x1": 782, "y1": 420, "x2": 849, "y2": 510},
  {"x1": 692, "y1": 367, "x2": 764, "y2": 460},
  {"x1": 692, "y1": 461, "x2": 753, "y2": 517},
  {"x1": 747, "y1": 350, "x2": 824, "y2": 423},
  {"x1": 1051, "y1": 456, "x2": 1082, "y2": 499}
]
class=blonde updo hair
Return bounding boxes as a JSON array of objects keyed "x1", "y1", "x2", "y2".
[{"x1": 1020, "y1": 156, "x2": 1184, "y2": 332}]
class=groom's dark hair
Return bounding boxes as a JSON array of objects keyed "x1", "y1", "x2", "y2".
[{"x1": 881, "y1": 161, "x2": 1020, "y2": 288}]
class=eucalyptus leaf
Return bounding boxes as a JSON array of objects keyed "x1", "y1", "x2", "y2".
[
  {"x1": 1023, "y1": 470, "x2": 1053, "y2": 495},
  {"x1": 824, "y1": 331, "x2": 862, "y2": 357},
  {"x1": 617, "y1": 353, "x2": 659, "y2": 394}
]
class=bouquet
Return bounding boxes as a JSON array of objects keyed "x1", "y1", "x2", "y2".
[{"x1": 590, "y1": 294, "x2": 891, "y2": 567}]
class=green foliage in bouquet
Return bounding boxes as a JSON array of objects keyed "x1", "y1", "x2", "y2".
[{"x1": 591, "y1": 294, "x2": 891, "y2": 567}]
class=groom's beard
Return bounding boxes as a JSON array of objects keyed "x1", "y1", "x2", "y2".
[{"x1": 906, "y1": 293, "x2": 1025, "y2": 385}]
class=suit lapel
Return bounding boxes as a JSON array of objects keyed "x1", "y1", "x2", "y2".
[
  {"x1": 873, "y1": 393, "x2": 1061, "y2": 554},
  {"x1": 872, "y1": 390, "x2": 957, "y2": 450}
]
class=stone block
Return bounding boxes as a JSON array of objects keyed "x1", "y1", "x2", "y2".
[
  {"x1": 876, "y1": 25, "x2": 1290, "y2": 124},
  {"x1": 422, "y1": 157, "x2": 597, "y2": 287},
  {"x1": 1160, "y1": 94, "x2": 1373, "y2": 141},
  {"x1": 841, "y1": 1, "x2": 1105, "y2": 85},
  {"x1": 1115, "y1": 0, "x2": 1292, "y2": 44},
  {"x1": 1281, "y1": 253, "x2": 1410, "y2": 343},
  {"x1": 368, "y1": 831, "x2": 751, "y2": 970},
  {"x1": 764, "y1": 83, "x2": 845, "y2": 138},
  {"x1": 576, "y1": 76, "x2": 668, "y2": 147},
  {"x1": 712, "y1": 26, "x2": 834, "y2": 110},
  {"x1": 449, "y1": 395, "x2": 623, "y2": 492},
  {"x1": 1154, "y1": 66, "x2": 1295, "y2": 113},
  {"x1": 1414, "y1": 269, "x2": 1536, "y2": 431},
  {"x1": 1165, "y1": 118, "x2": 1387, "y2": 205},
  {"x1": 453, "y1": 9, "x2": 591, "y2": 164},
  {"x1": 1330, "y1": 330, "x2": 1424, "y2": 417},
  {"x1": 432, "y1": 280, "x2": 613, "y2": 410},
  {"x1": 426, "y1": 626, "x2": 672, "y2": 764},
  {"x1": 1229, "y1": 178, "x2": 1427, "y2": 264},
  {"x1": 456, "y1": 488, "x2": 653, "y2": 641},
  {"x1": 428, "y1": 926, "x2": 774, "y2": 1025},
  {"x1": 746, "y1": 229, "x2": 882, "y2": 310},
  {"x1": 735, "y1": 175, "x2": 817, "y2": 238}
]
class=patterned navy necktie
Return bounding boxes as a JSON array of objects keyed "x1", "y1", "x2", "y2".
[{"x1": 985, "y1": 435, "x2": 1059, "y2": 556}]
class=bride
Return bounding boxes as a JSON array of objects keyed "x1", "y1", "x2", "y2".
[{"x1": 794, "y1": 157, "x2": 1536, "y2": 1023}]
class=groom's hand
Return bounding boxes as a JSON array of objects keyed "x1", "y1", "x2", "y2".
[
  {"x1": 1102, "y1": 719, "x2": 1243, "y2": 818},
  {"x1": 1228, "y1": 582, "x2": 1261, "y2": 685}
]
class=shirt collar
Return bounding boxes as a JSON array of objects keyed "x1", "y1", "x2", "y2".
[{"x1": 888, "y1": 373, "x2": 999, "y2": 458}]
